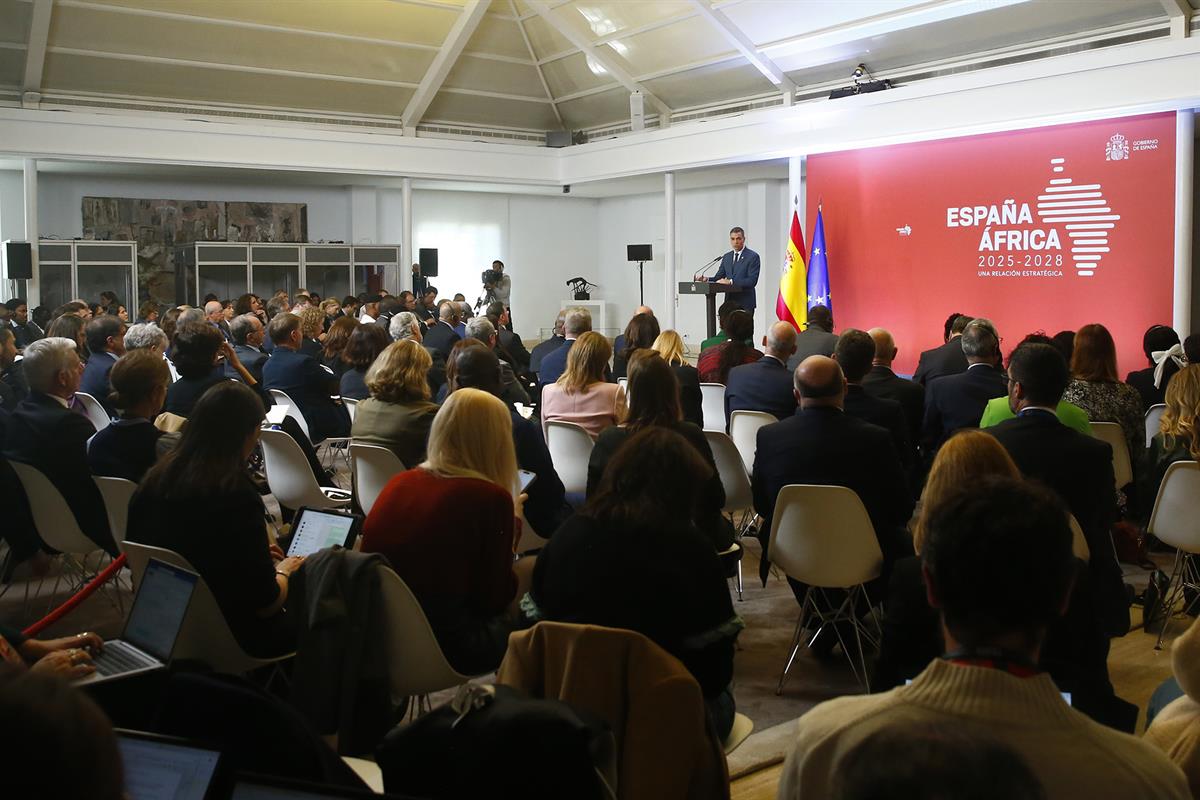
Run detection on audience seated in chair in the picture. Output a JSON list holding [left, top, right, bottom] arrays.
[[921, 318, 1006, 458], [651, 329, 704, 427], [699, 299, 742, 353], [1146, 616, 1200, 797], [226, 313, 270, 384], [1126, 324, 1184, 412], [263, 312, 351, 444], [725, 320, 798, 423], [126, 381, 304, 658], [3, 336, 118, 556], [79, 315, 127, 415], [423, 300, 463, 360], [360, 388, 521, 675], [777, 477, 1190, 800], [612, 310, 659, 381], [297, 306, 325, 359], [586, 350, 733, 552], [862, 327, 925, 450], [529, 310, 567, 379], [835, 328, 914, 474], [320, 315, 358, 381], [1062, 323, 1145, 472], [913, 312, 972, 386], [87, 350, 171, 482], [338, 323, 390, 401], [787, 304, 837, 370], [540, 331, 626, 440], [464, 316, 529, 406], [0, 623, 104, 678], [978, 333, 1093, 434], [350, 339, 439, 469], [1142, 365, 1200, 517], [449, 345, 568, 540], [697, 310, 761, 385], [0, 328, 28, 412], [526, 426, 743, 738], [536, 307, 591, 388]]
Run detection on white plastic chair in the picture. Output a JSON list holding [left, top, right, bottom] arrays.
[[1090, 421, 1133, 488], [545, 421, 594, 496], [350, 443, 405, 516], [729, 409, 776, 475], [379, 567, 476, 706], [75, 391, 113, 432], [344, 397, 358, 423], [1146, 461, 1200, 648], [706, 431, 756, 601], [1068, 513, 1089, 563], [93, 476, 138, 548], [768, 484, 883, 692], [259, 428, 352, 511], [1146, 404, 1167, 448], [122, 542, 294, 674], [699, 383, 726, 432], [268, 388, 311, 441]]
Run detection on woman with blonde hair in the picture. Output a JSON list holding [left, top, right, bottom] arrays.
[[361, 388, 521, 674], [350, 339, 439, 468], [539, 330, 626, 438], [1143, 364, 1200, 506], [652, 329, 703, 427], [297, 305, 326, 358]]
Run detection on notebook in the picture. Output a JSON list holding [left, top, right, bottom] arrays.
[[116, 730, 223, 800], [76, 559, 198, 686], [285, 507, 362, 558]]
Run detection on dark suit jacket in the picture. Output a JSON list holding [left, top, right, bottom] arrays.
[[913, 337, 968, 386], [1125, 363, 1178, 412], [227, 344, 268, 384], [530, 335, 566, 376], [498, 328, 530, 372], [844, 384, 914, 475], [423, 321, 462, 359], [672, 363, 704, 428], [536, 338, 574, 388], [299, 338, 323, 359], [3, 392, 117, 555], [725, 356, 796, 424], [862, 365, 925, 448], [165, 371, 227, 418], [80, 351, 119, 414], [751, 406, 913, 568], [87, 418, 163, 483], [263, 347, 350, 444], [921, 364, 1007, 455], [786, 328, 838, 370], [712, 247, 761, 311], [1, 361, 29, 412], [987, 411, 1129, 637]]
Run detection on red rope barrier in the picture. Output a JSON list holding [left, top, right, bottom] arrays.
[[21, 554, 128, 639]]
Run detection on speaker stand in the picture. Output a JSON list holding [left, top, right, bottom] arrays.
[[636, 260, 646, 306]]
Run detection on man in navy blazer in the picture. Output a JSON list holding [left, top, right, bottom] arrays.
[[704, 226, 760, 312], [921, 318, 1006, 458], [79, 315, 126, 415], [263, 312, 350, 445], [725, 321, 798, 424], [536, 307, 592, 388]]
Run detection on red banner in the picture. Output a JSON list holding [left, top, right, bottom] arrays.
[[807, 111, 1177, 377]]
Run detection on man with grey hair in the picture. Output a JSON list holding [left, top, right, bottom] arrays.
[[725, 320, 799, 424], [389, 311, 447, 396], [226, 313, 268, 383], [204, 300, 233, 342], [177, 306, 205, 327], [464, 317, 530, 405], [529, 310, 567, 378], [423, 299, 462, 359], [3, 337, 117, 556], [123, 323, 168, 355], [921, 317, 1006, 457], [536, 307, 592, 387], [389, 311, 422, 342]]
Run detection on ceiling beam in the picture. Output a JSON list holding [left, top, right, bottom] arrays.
[[401, 0, 492, 130], [1160, 0, 1192, 38], [509, 0, 563, 128], [688, 0, 795, 93], [22, 0, 53, 105], [525, 0, 670, 116]]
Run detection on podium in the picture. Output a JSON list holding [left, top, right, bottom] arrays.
[[679, 281, 736, 339]]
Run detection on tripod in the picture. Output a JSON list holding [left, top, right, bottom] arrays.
[[473, 286, 498, 313]]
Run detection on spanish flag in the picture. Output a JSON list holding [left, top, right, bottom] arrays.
[[776, 208, 808, 330]]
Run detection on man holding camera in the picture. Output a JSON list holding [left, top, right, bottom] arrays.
[[481, 260, 512, 329]]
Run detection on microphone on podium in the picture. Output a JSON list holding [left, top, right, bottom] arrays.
[[693, 255, 722, 281]]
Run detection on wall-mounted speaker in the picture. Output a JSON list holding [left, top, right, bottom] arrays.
[[3, 241, 32, 280], [627, 244, 652, 262], [418, 248, 438, 277]]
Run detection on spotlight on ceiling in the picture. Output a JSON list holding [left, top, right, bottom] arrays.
[[829, 63, 892, 100]]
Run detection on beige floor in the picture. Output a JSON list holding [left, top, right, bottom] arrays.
[[732, 606, 1189, 800]]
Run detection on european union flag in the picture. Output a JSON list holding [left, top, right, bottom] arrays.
[[807, 207, 831, 312]]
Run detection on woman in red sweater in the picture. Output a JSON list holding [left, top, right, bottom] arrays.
[[361, 387, 522, 674]]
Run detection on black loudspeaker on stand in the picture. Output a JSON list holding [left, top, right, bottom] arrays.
[[418, 248, 438, 277], [627, 244, 652, 306], [3, 241, 33, 280]]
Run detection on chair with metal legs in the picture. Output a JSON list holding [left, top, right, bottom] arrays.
[[705, 430, 756, 601], [767, 484, 884, 693], [1145, 461, 1200, 649]]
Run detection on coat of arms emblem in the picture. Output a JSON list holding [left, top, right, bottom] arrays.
[[1105, 134, 1129, 161]]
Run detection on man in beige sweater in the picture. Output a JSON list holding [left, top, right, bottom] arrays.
[[778, 477, 1189, 800], [1146, 615, 1200, 796]]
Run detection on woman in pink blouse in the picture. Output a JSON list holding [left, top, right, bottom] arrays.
[[540, 331, 626, 439]]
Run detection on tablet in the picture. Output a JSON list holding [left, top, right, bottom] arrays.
[[286, 507, 363, 558], [116, 729, 224, 800]]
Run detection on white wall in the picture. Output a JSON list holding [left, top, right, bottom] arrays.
[[0, 170, 24, 243]]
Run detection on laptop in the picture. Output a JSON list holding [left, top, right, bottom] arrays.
[[116, 730, 224, 800], [285, 507, 363, 558], [76, 559, 198, 686]]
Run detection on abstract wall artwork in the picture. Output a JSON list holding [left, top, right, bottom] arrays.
[[82, 197, 307, 305]]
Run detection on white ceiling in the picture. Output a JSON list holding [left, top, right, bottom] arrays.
[[0, 0, 1191, 137]]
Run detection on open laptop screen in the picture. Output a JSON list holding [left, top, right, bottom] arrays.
[[117, 731, 221, 800], [124, 560, 198, 662], [286, 508, 361, 558]]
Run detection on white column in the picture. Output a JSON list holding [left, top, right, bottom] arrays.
[[401, 177, 413, 293], [23, 158, 38, 307], [1175, 110, 1194, 336], [664, 171, 676, 330]]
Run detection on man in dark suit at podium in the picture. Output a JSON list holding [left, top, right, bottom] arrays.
[[702, 227, 760, 313]]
